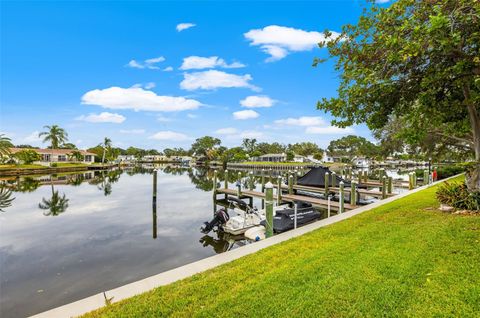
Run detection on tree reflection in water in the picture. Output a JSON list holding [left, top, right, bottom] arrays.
[[38, 183, 69, 216], [199, 231, 247, 254], [0, 186, 15, 212]]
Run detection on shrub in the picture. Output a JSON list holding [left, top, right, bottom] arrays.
[[15, 150, 41, 164], [436, 165, 465, 179], [436, 181, 480, 211], [50, 163, 58, 167]]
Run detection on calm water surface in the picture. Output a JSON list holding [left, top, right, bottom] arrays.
[[0, 166, 244, 318], [0, 165, 417, 317]]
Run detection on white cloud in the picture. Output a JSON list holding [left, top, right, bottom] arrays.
[[149, 131, 189, 141], [126, 56, 165, 69], [176, 23, 196, 32], [187, 113, 198, 119], [274, 116, 325, 126], [76, 112, 126, 124], [215, 127, 238, 135], [305, 126, 354, 134], [180, 70, 259, 91], [163, 66, 174, 72], [157, 115, 172, 122], [82, 86, 202, 112], [233, 110, 259, 120], [180, 56, 245, 70], [24, 131, 42, 144], [376, 0, 390, 3], [240, 95, 275, 108], [239, 130, 264, 139], [145, 82, 156, 89], [244, 25, 340, 61], [119, 129, 145, 134]]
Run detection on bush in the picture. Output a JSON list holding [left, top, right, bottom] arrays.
[[50, 163, 58, 167], [436, 165, 465, 179], [15, 150, 41, 164], [436, 181, 480, 211]]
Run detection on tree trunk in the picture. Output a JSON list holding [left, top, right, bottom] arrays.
[[462, 83, 480, 191]]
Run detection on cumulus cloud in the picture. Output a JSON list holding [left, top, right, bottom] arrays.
[[305, 126, 354, 134], [233, 110, 259, 120], [24, 131, 42, 144], [145, 82, 156, 89], [81, 86, 202, 112], [126, 56, 165, 69], [76, 112, 126, 123], [163, 66, 174, 72], [215, 127, 238, 135], [180, 56, 245, 70], [180, 70, 259, 91], [244, 25, 340, 61], [119, 129, 145, 134], [274, 116, 325, 126], [149, 131, 189, 141], [187, 113, 198, 119], [176, 23, 196, 32], [240, 95, 276, 108]]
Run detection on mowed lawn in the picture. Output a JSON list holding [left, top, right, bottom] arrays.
[[83, 175, 480, 317]]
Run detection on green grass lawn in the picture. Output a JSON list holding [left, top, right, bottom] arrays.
[[0, 164, 46, 170], [53, 162, 89, 168], [83, 175, 479, 318]]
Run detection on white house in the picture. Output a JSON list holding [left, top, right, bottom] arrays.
[[117, 155, 137, 162], [8, 148, 96, 164]]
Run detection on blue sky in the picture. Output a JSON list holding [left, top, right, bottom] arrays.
[[1, 1, 389, 150]]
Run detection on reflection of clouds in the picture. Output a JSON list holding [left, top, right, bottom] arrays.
[[1, 168, 221, 318]]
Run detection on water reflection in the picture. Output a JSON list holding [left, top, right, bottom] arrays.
[[0, 186, 15, 212], [199, 231, 247, 254], [38, 184, 69, 216]]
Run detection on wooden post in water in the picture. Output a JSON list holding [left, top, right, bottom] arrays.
[[224, 170, 228, 189], [339, 181, 344, 214], [152, 169, 158, 239], [388, 176, 393, 194], [288, 174, 293, 195], [331, 171, 336, 188], [237, 172, 242, 197], [265, 182, 274, 238], [277, 176, 282, 205], [351, 180, 357, 206], [363, 170, 368, 183], [325, 172, 330, 196], [213, 170, 218, 199], [382, 176, 387, 199], [249, 171, 254, 191], [261, 170, 265, 209]]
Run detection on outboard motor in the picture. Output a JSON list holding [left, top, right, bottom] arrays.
[[201, 208, 230, 234]]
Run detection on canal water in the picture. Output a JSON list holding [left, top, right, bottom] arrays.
[[0, 165, 416, 317]]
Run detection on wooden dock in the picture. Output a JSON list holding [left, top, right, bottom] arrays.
[[216, 188, 356, 211], [288, 184, 395, 199]]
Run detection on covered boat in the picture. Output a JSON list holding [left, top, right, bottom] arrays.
[[260, 202, 321, 233], [297, 166, 352, 187]]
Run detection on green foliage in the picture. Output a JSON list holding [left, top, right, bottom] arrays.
[[436, 182, 480, 211], [38, 190, 69, 216], [191, 136, 221, 159], [327, 135, 379, 159], [316, 0, 480, 166], [69, 150, 84, 162], [313, 152, 323, 160], [241, 138, 257, 155], [39, 125, 69, 149], [436, 165, 466, 179], [50, 163, 58, 167], [255, 142, 286, 155], [15, 149, 41, 164], [0, 186, 15, 212], [0, 134, 13, 158], [61, 143, 77, 149], [286, 150, 295, 161], [288, 142, 323, 157]]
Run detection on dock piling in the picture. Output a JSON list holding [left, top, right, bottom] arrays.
[[325, 172, 330, 196], [265, 182, 274, 238], [351, 180, 357, 206], [388, 176, 393, 194], [331, 171, 336, 188], [152, 169, 157, 239], [382, 176, 387, 199], [288, 174, 293, 195], [236, 172, 242, 197], [339, 181, 344, 214], [277, 176, 282, 205]]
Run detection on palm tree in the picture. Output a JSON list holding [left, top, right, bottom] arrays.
[[0, 134, 13, 161], [38, 183, 69, 216], [101, 137, 112, 164], [39, 125, 68, 149], [68, 150, 84, 162]]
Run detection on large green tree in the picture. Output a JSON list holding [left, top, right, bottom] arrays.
[[39, 125, 68, 149], [190, 136, 221, 160], [288, 142, 323, 157], [316, 0, 480, 190], [327, 135, 379, 160]]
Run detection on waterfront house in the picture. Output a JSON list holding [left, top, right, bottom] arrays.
[[8, 148, 96, 164], [254, 153, 306, 163], [117, 155, 137, 162]]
